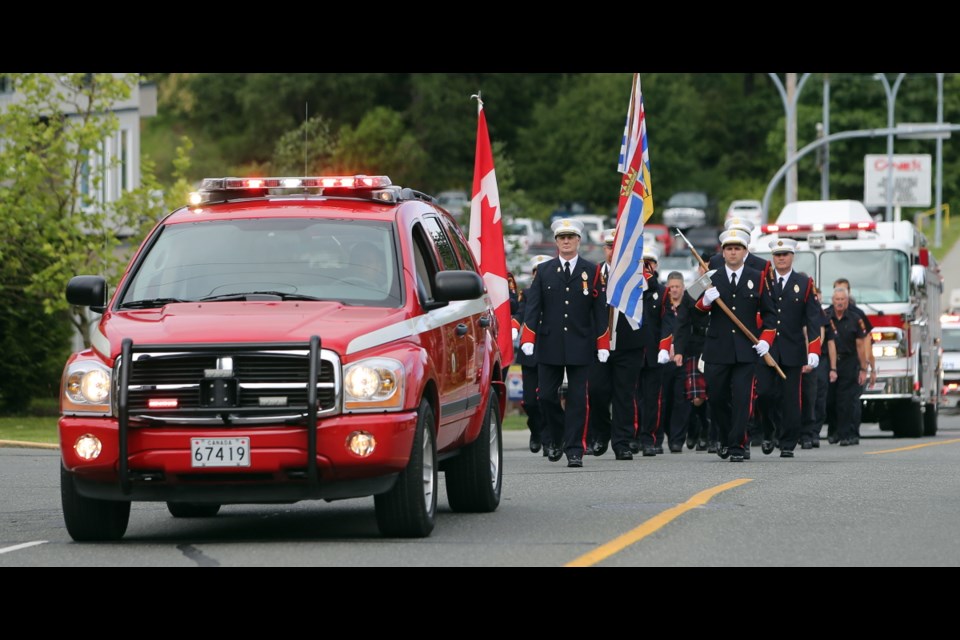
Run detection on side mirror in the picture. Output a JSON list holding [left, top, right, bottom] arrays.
[[66, 276, 107, 312], [434, 270, 485, 302]]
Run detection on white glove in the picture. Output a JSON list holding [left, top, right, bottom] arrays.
[[521, 343, 534, 357], [753, 340, 770, 357], [807, 353, 820, 368], [703, 286, 720, 305], [511, 327, 519, 341], [597, 349, 610, 363], [657, 349, 671, 364]]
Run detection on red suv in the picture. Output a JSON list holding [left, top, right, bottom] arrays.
[[59, 176, 506, 540]]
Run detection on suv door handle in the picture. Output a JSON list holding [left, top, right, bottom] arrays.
[[456, 323, 469, 336], [478, 315, 491, 327]]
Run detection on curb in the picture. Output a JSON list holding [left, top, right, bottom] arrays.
[[0, 440, 58, 450]]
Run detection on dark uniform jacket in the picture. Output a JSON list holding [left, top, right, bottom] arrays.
[[695, 264, 777, 364], [674, 291, 708, 358], [521, 256, 610, 366], [767, 270, 823, 366], [599, 267, 674, 360]]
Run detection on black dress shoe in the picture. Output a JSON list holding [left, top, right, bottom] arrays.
[[729, 454, 745, 462], [529, 435, 542, 453], [717, 446, 730, 459], [780, 449, 795, 458], [850, 437, 860, 445], [547, 446, 563, 461], [584, 442, 595, 456], [828, 435, 839, 444], [801, 440, 813, 450], [592, 440, 609, 456], [761, 440, 776, 455], [743, 448, 751, 460], [567, 455, 583, 468], [669, 443, 683, 453], [839, 438, 851, 446], [696, 439, 708, 451], [629, 440, 640, 454], [685, 436, 697, 450], [707, 442, 719, 454], [655, 445, 664, 454], [642, 446, 658, 457], [615, 449, 634, 460]]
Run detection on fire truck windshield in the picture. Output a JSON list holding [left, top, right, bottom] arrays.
[[820, 249, 910, 304]]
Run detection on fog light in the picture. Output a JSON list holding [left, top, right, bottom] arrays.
[[74, 434, 102, 460], [346, 431, 376, 457]]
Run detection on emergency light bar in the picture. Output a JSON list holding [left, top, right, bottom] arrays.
[[188, 175, 395, 206], [761, 221, 877, 235]]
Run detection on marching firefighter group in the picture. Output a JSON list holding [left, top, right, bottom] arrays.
[[512, 216, 876, 467]]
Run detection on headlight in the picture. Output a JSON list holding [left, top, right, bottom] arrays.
[[62, 361, 113, 415], [343, 357, 403, 412]]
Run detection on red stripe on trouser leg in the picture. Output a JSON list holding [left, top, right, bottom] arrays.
[[744, 375, 758, 448], [582, 381, 590, 450], [653, 388, 663, 445]]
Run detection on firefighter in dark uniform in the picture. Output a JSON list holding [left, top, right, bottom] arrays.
[[513, 255, 553, 455], [825, 286, 869, 446], [631, 244, 675, 457], [754, 238, 823, 457], [672, 264, 713, 452], [520, 218, 610, 468], [708, 217, 769, 451], [586, 229, 615, 457], [695, 228, 777, 462]]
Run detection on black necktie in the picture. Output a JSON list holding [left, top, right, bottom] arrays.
[[777, 277, 785, 296], [730, 272, 737, 287], [564, 261, 571, 279]]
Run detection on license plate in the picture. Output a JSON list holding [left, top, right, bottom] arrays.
[[191, 437, 250, 468]]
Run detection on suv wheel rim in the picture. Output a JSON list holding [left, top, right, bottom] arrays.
[[422, 427, 435, 513], [488, 411, 500, 490]]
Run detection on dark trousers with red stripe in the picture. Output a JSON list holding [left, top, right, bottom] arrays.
[[704, 362, 755, 456], [636, 363, 665, 448], [756, 361, 804, 451], [538, 363, 590, 458], [520, 365, 542, 441]]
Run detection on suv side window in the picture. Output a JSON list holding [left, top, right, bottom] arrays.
[[443, 216, 477, 271], [412, 222, 440, 303], [423, 216, 459, 271]]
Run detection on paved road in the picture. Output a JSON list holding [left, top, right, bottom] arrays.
[[3, 416, 960, 567]]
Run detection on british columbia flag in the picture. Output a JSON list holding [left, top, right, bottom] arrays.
[[606, 74, 654, 327]]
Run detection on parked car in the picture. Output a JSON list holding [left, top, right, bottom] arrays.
[[644, 223, 674, 256], [657, 253, 700, 288], [571, 214, 610, 244], [662, 191, 709, 230], [436, 190, 470, 219], [724, 199, 764, 228], [58, 174, 505, 541]]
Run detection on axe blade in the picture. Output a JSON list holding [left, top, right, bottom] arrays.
[[686, 270, 717, 300]]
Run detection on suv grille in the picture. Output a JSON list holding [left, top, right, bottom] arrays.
[[121, 346, 340, 423]]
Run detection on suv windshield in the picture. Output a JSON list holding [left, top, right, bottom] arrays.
[[119, 218, 403, 308], [668, 192, 708, 208]]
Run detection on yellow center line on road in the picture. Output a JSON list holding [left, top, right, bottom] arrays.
[[565, 478, 753, 567], [866, 438, 960, 455]]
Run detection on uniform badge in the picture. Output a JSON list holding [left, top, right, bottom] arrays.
[[581, 271, 588, 281], [747, 280, 754, 290], [793, 283, 800, 293], [653, 292, 659, 300], [581, 271, 589, 295]]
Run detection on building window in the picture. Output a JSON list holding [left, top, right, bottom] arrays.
[[0, 76, 10, 94]]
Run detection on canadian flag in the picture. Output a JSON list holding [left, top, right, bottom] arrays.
[[467, 97, 514, 366]]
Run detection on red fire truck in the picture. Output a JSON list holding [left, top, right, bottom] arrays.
[[754, 200, 942, 438]]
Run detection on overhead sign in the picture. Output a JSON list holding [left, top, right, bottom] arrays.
[[864, 154, 932, 208]]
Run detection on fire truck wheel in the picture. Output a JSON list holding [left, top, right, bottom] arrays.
[[892, 401, 923, 438], [445, 387, 503, 513], [374, 398, 437, 538], [167, 502, 222, 518], [60, 464, 130, 542]]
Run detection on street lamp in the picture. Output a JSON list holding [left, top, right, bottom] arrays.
[[768, 73, 812, 207], [874, 73, 906, 221]]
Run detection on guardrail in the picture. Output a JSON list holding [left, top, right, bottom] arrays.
[[915, 203, 950, 232]]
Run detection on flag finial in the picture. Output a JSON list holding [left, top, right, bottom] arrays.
[[471, 91, 483, 113]]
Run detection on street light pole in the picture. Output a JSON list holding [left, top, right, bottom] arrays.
[[936, 72, 945, 248], [768, 73, 812, 208], [874, 73, 907, 221], [821, 74, 830, 200]]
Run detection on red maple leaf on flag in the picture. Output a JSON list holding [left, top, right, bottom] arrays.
[[467, 97, 514, 366]]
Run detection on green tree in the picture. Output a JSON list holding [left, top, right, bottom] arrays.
[[0, 73, 169, 409], [331, 107, 427, 186], [271, 114, 337, 175]]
